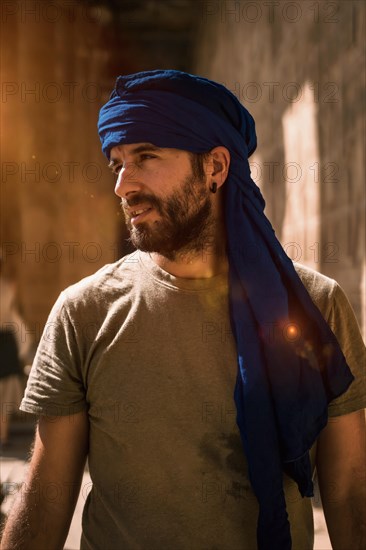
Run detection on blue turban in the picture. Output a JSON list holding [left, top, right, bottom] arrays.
[[98, 70, 353, 549]]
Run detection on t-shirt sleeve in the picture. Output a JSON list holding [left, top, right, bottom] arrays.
[[326, 282, 366, 417], [20, 292, 87, 417]]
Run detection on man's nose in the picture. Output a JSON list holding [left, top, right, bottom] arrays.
[[114, 162, 142, 198]]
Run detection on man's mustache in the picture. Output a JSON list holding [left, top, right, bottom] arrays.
[[120, 194, 162, 214]]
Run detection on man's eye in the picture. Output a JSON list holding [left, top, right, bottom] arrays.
[[113, 165, 122, 174], [139, 154, 156, 161]]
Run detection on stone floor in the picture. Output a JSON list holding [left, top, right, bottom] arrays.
[[0, 419, 332, 549]]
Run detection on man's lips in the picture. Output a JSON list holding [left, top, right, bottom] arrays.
[[129, 206, 153, 224]]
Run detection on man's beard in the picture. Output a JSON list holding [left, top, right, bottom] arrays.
[[121, 172, 214, 261]]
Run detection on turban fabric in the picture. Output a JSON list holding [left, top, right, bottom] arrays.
[[98, 70, 353, 549]]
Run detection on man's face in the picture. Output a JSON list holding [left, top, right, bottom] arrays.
[[109, 143, 213, 260]]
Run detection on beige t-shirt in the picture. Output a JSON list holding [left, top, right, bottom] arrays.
[[20, 252, 366, 550]]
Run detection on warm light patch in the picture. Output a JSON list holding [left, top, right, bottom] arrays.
[[281, 81, 320, 269], [284, 323, 301, 342]]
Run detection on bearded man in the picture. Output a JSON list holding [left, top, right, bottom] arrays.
[[1, 70, 365, 550]]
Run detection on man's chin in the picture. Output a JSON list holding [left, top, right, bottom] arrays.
[[129, 230, 180, 260], [130, 226, 166, 253]]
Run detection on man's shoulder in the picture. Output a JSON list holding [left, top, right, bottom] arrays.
[[293, 262, 336, 290], [293, 262, 338, 319], [60, 251, 141, 305]]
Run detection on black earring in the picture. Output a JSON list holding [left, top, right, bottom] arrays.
[[210, 181, 217, 194]]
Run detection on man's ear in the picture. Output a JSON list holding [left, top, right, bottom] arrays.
[[208, 146, 230, 189]]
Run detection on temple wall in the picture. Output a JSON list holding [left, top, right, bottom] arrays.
[[194, 0, 365, 335]]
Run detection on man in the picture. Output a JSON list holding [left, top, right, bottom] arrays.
[[1, 70, 365, 550]]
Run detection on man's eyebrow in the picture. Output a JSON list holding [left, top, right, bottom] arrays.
[[108, 143, 162, 169], [129, 143, 162, 154]]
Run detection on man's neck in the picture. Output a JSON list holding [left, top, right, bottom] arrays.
[[150, 249, 228, 279]]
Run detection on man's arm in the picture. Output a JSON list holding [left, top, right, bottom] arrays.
[[316, 409, 366, 550], [1, 410, 89, 550]]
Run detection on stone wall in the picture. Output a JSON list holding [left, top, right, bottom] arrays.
[[0, 1, 121, 337], [193, 0, 365, 335]]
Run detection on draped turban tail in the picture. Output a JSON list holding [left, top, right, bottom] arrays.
[[98, 70, 354, 549]]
